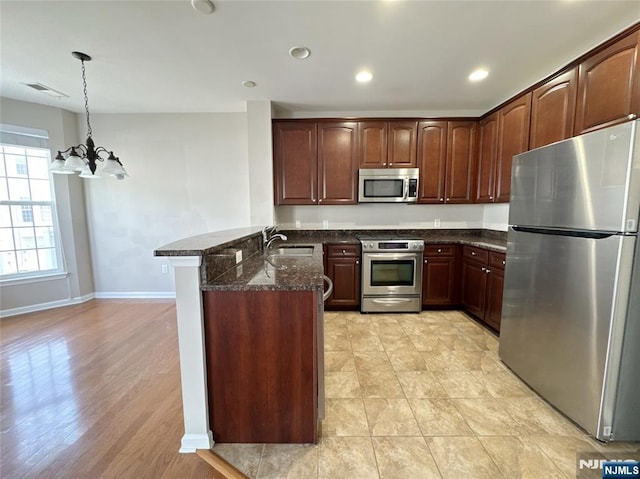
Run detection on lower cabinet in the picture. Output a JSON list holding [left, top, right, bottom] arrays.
[[461, 245, 506, 333], [323, 243, 361, 310], [422, 244, 460, 307]]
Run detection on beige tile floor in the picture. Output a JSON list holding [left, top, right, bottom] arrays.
[[212, 310, 639, 479]]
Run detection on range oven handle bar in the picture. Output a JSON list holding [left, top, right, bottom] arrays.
[[362, 252, 421, 260]]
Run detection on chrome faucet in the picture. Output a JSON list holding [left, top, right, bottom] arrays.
[[265, 233, 287, 251]]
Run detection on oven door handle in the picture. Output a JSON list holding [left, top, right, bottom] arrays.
[[363, 253, 420, 260]]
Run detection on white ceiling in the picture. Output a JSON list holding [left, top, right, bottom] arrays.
[[1, 1, 639, 117]]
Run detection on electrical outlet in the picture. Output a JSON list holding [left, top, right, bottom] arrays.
[[235, 250, 243, 264], [434, 219, 441, 228], [295, 220, 301, 228], [161, 264, 169, 274], [322, 220, 329, 229]]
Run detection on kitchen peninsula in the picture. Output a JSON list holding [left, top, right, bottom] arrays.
[[154, 226, 506, 451]]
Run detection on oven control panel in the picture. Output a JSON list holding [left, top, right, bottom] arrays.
[[361, 239, 424, 252]]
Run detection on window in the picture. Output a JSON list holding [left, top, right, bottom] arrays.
[[0, 126, 64, 279]]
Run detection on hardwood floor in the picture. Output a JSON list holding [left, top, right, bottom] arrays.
[[0, 299, 213, 478]]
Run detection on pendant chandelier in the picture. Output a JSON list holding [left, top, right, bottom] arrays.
[[50, 51, 127, 180]]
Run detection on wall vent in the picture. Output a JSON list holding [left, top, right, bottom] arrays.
[[23, 82, 68, 98]]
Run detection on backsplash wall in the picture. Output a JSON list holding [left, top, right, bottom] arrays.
[[276, 203, 509, 231]]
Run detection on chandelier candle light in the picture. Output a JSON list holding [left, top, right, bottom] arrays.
[[50, 52, 127, 180]]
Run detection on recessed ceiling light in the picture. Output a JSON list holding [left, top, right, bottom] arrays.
[[355, 71, 373, 83], [289, 46, 311, 60], [469, 68, 489, 82], [242, 80, 257, 88], [191, 0, 215, 14]]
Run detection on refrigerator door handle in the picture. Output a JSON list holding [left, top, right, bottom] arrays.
[[512, 226, 616, 239]]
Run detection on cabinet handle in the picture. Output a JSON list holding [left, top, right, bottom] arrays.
[[481, 266, 486, 271], [629, 114, 637, 120], [486, 269, 491, 274]]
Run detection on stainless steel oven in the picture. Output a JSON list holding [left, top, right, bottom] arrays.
[[360, 237, 424, 312]]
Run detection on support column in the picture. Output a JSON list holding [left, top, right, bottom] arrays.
[[167, 256, 214, 453]]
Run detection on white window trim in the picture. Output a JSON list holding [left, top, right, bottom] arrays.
[[0, 271, 69, 286]]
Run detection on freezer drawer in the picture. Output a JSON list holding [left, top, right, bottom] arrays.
[[499, 228, 636, 438]]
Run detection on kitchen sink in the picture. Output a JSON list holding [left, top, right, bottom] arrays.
[[268, 245, 314, 257]]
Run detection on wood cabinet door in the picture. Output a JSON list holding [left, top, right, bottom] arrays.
[[496, 93, 532, 203], [445, 121, 477, 204], [325, 257, 361, 309], [359, 121, 388, 168], [417, 121, 447, 203], [388, 121, 418, 168], [575, 31, 640, 135], [484, 267, 504, 333], [530, 68, 577, 149], [476, 113, 498, 203], [318, 122, 358, 205], [461, 258, 487, 319], [273, 122, 317, 205], [422, 256, 459, 306]]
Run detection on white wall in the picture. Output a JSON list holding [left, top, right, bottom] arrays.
[[83, 113, 250, 295], [247, 101, 275, 227], [276, 203, 509, 231], [0, 98, 95, 316]]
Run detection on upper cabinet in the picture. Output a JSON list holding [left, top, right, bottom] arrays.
[[417, 121, 476, 204], [575, 30, 640, 135], [359, 120, 417, 168], [273, 122, 317, 205], [530, 68, 577, 149], [273, 121, 358, 205], [495, 93, 531, 203], [476, 93, 531, 203]]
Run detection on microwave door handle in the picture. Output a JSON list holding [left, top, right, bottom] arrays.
[[404, 179, 409, 200]]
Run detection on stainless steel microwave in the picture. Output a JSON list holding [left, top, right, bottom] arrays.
[[358, 168, 419, 203]]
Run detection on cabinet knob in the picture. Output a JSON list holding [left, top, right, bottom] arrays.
[[502, 260, 506, 265], [489, 196, 494, 200], [486, 269, 491, 274], [481, 266, 486, 271], [437, 248, 442, 253], [471, 251, 476, 256], [424, 259, 428, 263], [342, 249, 346, 254], [629, 114, 637, 120], [446, 197, 450, 202], [356, 260, 359, 264], [383, 162, 387, 166], [439, 198, 444, 202]]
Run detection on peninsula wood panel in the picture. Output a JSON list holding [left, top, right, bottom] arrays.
[[530, 68, 577, 149], [417, 120, 447, 203], [204, 290, 318, 444], [273, 122, 317, 204], [575, 30, 640, 135], [318, 122, 359, 204]]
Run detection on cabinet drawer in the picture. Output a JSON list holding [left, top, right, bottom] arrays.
[[424, 244, 456, 257], [489, 251, 506, 270], [462, 245, 489, 263], [326, 244, 361, 258]]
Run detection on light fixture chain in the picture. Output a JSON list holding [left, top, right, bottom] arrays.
[[81, 59, 92, 138]]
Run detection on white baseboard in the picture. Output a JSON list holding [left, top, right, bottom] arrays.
[[179, 431, 214, 453], [0, 293, 94, 318], [93, 292, 176, 299]]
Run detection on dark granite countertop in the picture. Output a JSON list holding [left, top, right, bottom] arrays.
[[201, 241, 325, 292], [155, 227, 506, 293]]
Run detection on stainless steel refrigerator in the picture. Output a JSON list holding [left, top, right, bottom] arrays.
[[499, 119, 640, 442]]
